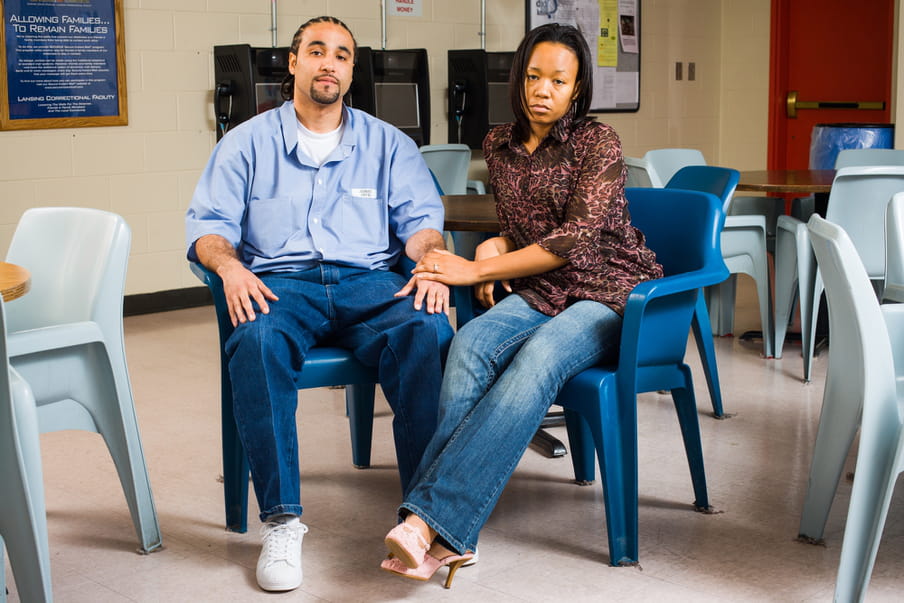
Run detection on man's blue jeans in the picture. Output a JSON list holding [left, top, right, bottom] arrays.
[[399, 294, 622, 554], [224, 263, 454, 521]]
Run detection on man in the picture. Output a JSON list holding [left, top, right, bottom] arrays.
[[185, 16, 453, 592]]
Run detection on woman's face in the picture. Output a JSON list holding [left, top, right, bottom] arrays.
[[523, 41, 579, 130]]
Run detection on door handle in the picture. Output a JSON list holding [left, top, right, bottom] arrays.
[[786, 91, 885, 118]]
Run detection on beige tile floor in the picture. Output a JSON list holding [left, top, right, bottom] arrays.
[[5, 278, 904, 602]]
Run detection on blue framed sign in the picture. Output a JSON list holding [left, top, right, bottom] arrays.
[[1, 0, 127, 130]]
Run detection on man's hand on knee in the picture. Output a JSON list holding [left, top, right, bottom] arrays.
[[395, 276, 449, 315], [221, 263, 279, 326]]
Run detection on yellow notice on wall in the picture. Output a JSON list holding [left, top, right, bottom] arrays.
[[598, 0, 618, 67]]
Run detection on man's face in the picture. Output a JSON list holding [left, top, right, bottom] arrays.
[[288, 22, 355, 107]]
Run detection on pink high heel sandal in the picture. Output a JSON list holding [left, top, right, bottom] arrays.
[[383, 522, 429, 569], [380, 551, 475, 589]]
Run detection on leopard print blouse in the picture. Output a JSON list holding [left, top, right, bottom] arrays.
[[483, 115, 663, 316]]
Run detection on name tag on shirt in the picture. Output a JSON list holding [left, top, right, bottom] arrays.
[[351, 188, 377, 199]]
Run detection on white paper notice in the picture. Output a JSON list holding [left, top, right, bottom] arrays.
[[615, 71, 638, 105], [532, 0, 578, 26], [618, 0, 638, 53], [391, 0, 422, 17], [593, 67, 617, 109]]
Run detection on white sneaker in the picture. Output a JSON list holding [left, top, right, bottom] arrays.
[[256, 516, 308, 591]]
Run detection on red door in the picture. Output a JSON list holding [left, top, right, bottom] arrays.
[[768, 0, 894, 169]]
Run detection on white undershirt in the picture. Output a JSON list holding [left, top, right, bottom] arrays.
[[296, 119, 344, 166]]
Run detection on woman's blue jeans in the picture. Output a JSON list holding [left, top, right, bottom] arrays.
[[400, 294, 622, 554], [224, 263, 454, 521]]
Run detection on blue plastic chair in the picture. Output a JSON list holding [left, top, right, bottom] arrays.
[[630, 153, 775, 358], [802, 214, 904, 602], [664, 166, 740, 418], [555, 186, 728, 566], [4, 208, 161, 554], [0, 300, 52, 603], [190, 263, 380, 533]]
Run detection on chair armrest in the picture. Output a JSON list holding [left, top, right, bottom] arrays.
[[724, 215, 767, 230], [6, 322, 106, 357], [626, 266, 730, 308], [776, 214, 806, 232]]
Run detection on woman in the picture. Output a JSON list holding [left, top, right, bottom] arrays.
[[381, 23, 663, 587]]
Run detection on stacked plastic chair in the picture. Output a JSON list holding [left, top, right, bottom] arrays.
[[773, 166, 904, 381], [800, 214, 904, 602], [5, 207, 161, 553], [555, 186, 727, 565], [0, 298, 52, 602]]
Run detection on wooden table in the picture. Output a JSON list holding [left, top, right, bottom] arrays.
[[442, 194, 499, 231], [737, 169, 837, 217], [736, 169, 836, 194], [0, 262, 30, 302]]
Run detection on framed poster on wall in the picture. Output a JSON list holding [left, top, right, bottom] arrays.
[[527, 0, 640, 113], [0, 0, 127, 130]]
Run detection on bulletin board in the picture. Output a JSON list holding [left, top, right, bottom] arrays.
[[0, 0, 127, 130], [527, 0, 640, 113]]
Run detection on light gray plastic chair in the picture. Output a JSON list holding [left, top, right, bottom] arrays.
[[883, 192, 904, 303], [801, 214, 904, 602], [419, 143, 485, 195], [835, 148, 904, 169], [644, 148, 706, 184], [774, 166, 904, 381], [624, 156, 660, 187], [4, 207, 162, 554], [0, 298, 52, 603]]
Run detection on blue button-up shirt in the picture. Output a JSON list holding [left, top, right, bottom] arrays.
[[186, 101, 443, 273]]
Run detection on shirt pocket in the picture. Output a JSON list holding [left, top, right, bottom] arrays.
[[244, 197, 296, 257], [340, 193, 387, 247]]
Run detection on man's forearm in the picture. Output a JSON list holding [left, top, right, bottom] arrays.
[[405, 228, 446, 262], [195, 234, 243, 275]]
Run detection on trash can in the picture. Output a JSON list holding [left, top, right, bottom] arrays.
[[809, 123, 894, 169]]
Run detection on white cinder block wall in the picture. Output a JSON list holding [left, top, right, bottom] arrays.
[[0, 0, 773, 296]]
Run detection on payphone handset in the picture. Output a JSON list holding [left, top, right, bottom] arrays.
[[214, 81, 234, 136]]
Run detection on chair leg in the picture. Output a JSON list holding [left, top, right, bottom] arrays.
[[751, 250, 775, 359], [833, 432, 904, 603], [671, 366, 709, 509], [604, 386, 639, 566], [102, 358, 162, 553], [774, 222, 801, 360], [12, 348, 163, 551], [563, 408, 596, 483], [1, 373, 53, 603], [692, 293, 724, 417], [346, 384, 376, 468], [221, 380, 250, 533], [705, 276, 737, 337], [797, 377, 861, 541], [558, 372, 635, 565], [798, 256, 819, 383]]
